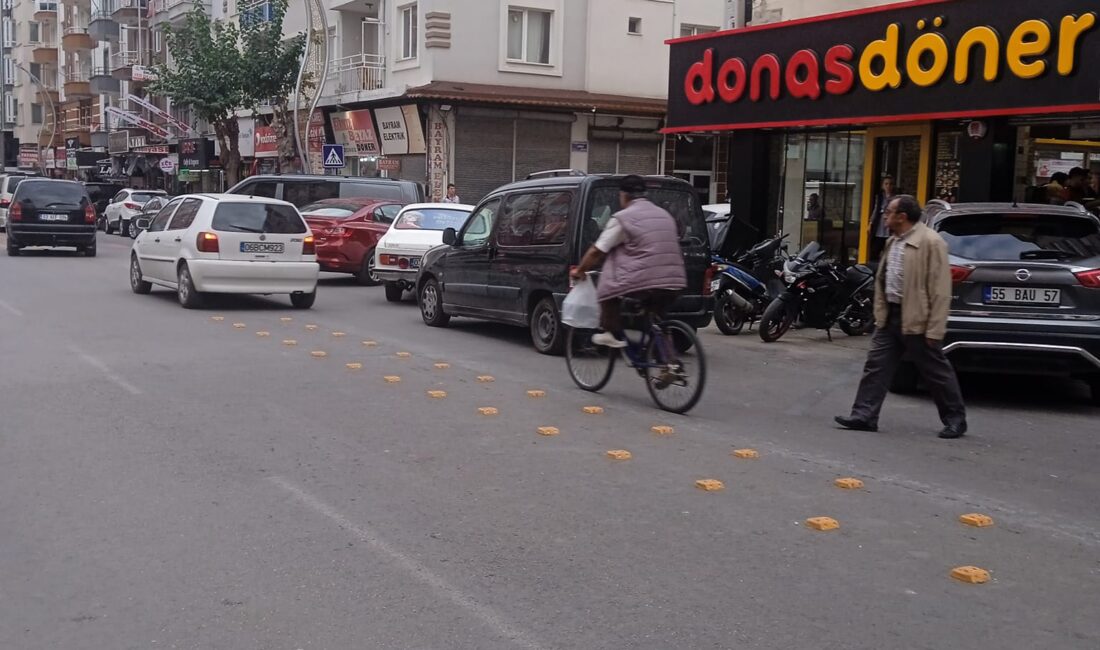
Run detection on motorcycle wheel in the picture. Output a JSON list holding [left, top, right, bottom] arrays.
[[714, 292, 746, 335], [759, 298, 796, 343], [839, 295, 876, 336]]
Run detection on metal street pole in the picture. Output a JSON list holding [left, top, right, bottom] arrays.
[[1, 47, 7, 170], [13, 62, 58, 174]]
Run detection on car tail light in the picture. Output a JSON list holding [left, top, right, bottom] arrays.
[[0, 198, 9, 208], [302, 234, 315, 255], [398, 257, 409, 270], [84, 203, 96, 224], [950, 265, 973, 283], [1075, 269, 1100, 288], [379, 254, 393, 265], [196, 231, 219, 253], [703, 264, 718, 297], [9, 202, 21, 221], [124, 202, 140, 210]]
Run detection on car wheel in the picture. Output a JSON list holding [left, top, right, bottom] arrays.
[[529, 296, 564, 355], [889, 360, 920, 394], [384, 281, 404, 303], [177, 263, 204, 309], [130, 256, 152, 294], [290, 291, 316, 309], [6, 239, 19, 256], [419, 278, 450, 327], [118, 219, 130, 237], [129, 220, 140, 239], [104, 219, 114, 234], [357, 250, 381, 286]]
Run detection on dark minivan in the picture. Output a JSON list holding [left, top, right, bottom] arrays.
[[415, 173, 713, 354], [6, 179, 98, 256], [226, 174, 424, 207]]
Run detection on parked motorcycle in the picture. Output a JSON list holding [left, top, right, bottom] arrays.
[[758, 241, 876, 343], [711, 233, 789, 335]]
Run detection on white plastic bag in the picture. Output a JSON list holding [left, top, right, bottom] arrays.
[[561, 278, 600, 329]]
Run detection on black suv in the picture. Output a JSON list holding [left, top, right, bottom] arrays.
[[415, 173, 713, 354], [6, 179, 98, 256], [893, 200, 1100, 403], [226, 174, 424, 207]]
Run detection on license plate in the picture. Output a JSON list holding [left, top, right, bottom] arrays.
[[40, 213, 68, 222], [983, 286, 1061, 305], [409, 257, 420, 269], [240, 242, 285, 254], [710, 279, 722, 292]]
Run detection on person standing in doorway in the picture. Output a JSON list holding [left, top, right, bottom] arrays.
[[442, 183, 461, 203], [835, 194, 967, 439], [868, 175, 899, 260]]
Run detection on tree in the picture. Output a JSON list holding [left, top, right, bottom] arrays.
[[149, 3, 305, 185]]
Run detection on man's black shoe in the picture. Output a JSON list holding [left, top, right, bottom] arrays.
[[938, 423, 967, 439], [834, 416, 878, 432]]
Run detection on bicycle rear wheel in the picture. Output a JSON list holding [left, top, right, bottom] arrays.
[[644, 320, 706, 414], [565, 327, 617, 391]]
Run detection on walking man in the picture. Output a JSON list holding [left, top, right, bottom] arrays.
[[442, 183, 461, 204], [835, 195, 968, 439]]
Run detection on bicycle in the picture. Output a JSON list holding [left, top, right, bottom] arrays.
[[565, 297, 707, 414]]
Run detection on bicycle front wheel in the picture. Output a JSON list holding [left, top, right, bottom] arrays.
[[644, 320, 706, 414], [565, 327, 617, 392]]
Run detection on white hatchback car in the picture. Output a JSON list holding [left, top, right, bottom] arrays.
[[105, 188, 167, 236], [129, 194, 320, 309], [374, 202, 473, 302]]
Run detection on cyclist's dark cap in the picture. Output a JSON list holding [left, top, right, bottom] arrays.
[[619, 175, 647, 194]]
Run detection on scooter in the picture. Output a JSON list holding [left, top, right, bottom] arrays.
[[711, 233, 789, 335]]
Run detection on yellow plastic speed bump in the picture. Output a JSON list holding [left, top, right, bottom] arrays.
[[305, 324, 319, 331], [651, 425, 674, 435], [477, 375, 495, 382], [695, 479, 724, 492], [210, 316, 225, 321], [606, 450, 632, 460], [805, 517, 840, 531], [362, 340, 378, 347], [434, 362, 451, 369], [427, 390, 447, 399], [233, 323, 246, 329], [478, 407, 499, 416], [959, 513, 994, 528], [582, 406, 604, 415], [396, 351, 412, 358], [834, 477, 864, 489], [537, 426, 560, 436], [280, 317, 293, 322], [526, 389, 546, 398], [951, 566, 991, 584], [256, 331, 271, 337], [383, 375, 401, 383], [346, 362, 363, 370], [282, 339, 298, 346], [331, 331, 346, 337], [732, 449, 759, 459], [310, 351, 327, 358]]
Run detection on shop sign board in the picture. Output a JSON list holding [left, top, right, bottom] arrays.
[[374, 105, 426, 155], [134, 145, 170, 154], [330, 109, 380, 156], [159, 156, 177, 173], [427, 109, 449, 201], [18, 145, 39, 168], [666, 0, 1100, 132], [180, 138, 214, 170], [254, 126, 279, 158]]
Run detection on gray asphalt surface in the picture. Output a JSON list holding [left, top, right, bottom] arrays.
[[2, 232, 1098, 650]]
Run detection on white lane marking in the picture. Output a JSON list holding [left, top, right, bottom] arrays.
[[269, 476, 544, 650], [71, 348, 143, 396], [0, 298, 24, 317]]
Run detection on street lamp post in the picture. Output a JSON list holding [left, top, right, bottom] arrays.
[[9, 62, 59, 174]]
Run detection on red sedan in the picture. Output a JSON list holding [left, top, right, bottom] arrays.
[[300, 198, 404, 285]]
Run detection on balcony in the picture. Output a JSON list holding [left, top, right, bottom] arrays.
[[62, 24, 96, 50], [110, 0, 146, 26], [90, 65, 120, 94], [31, 39, 59, 65], [150, 0, 208, 26], [327, 53, 385, 98], [110, 50, 137, 79], [34, 0, 58, 20], [89, 8, 120, 42], [63, 68, 92, 98]]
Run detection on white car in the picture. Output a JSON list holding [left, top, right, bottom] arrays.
[[129, 194, 320, 309], [105, 188, 167, 236], [375, 202, 473, 302], [0, 174, 34, 227]]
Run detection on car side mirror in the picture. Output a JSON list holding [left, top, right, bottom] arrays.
[[442, 227, 458, 246], [136, 217, 151, 230]]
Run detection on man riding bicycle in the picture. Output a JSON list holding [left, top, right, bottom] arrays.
[[570, 175, 687, 348]]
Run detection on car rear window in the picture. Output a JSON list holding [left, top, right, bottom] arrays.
[[17, 181, 88, 206], [6, 177, 26, 193], [340, 183, 405, 201], [299, 202, 363, 218], [583, 184, 708, 251], [132, 192, 165, 203], [212, 202, 307, 234], [938, 213, 1100, 261], [394, 208, 470, 231]]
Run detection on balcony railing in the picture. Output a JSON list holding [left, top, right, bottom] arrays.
[[64, 24, 91, 36], [91, 65, 110, 77], [327, 53, 385, 95], [65, 68, 90, 83], [110, 50, 137, 68], [31, 37, 58, 48]]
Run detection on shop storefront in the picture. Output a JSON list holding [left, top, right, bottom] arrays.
[[329, 104, 426, 188], [666, 0, 1100, 262]]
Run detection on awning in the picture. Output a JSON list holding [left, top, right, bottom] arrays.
[[404, 81, 667, 117]]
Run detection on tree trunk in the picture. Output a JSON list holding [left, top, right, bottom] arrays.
[[271, 103, 300, 174], [214, 118, 242, 188]]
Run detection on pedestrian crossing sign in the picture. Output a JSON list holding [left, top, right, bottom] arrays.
[[322, 144, 345, 169]]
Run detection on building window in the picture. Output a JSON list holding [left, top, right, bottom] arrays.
[[32, 103, 43, 124], [240, 1, 273, 28], [507, 7, 551, 64], [628, 17, 641, 35], [679, 24, 718, 38], [28, 20, 40, 44], [2, 18, 15, 47], [399, 3, 417, 61], [154, 29, 162, 53]]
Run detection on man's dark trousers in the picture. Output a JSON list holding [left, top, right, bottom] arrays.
[[851, 304, 966, 428]]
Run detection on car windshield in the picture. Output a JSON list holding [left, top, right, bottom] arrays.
[[132, 192, 165, 203], [393, 208, 470, 231], [212, 202, 307, 234], [938, 213, 1100, 261], [583, 184, 708, 251], [19, 181, 87, 206], [299, 202, 363, 219]]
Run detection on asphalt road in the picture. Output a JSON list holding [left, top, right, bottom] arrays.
[[2, 233, 1098, 650]]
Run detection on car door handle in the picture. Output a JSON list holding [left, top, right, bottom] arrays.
[[154, 238, 161, 243], [174, 237, 182, 242]]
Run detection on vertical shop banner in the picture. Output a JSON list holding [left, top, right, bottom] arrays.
[[375, 105, 426, 155], [18, 145, 39, 169], [330, 109, 381, 157], [238, 117, 256, 158], [308, 111, 326, 174], [254, 126, 279, 158], [427, 109, 449, 201]]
